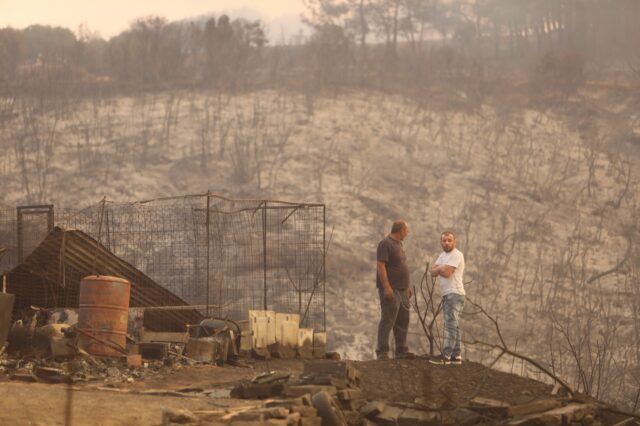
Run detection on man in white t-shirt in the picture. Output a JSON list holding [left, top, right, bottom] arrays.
[[429, 231, 465, 365]]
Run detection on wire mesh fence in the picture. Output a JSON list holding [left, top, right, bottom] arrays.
[[0, 194, 326, 330]]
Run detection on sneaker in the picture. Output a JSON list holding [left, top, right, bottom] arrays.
[[376, 352, 390, 360], [450, 356, 462, 365], [395, 351, 417, 359], [429, 355, 451, 365]]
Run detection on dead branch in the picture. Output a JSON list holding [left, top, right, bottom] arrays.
[[411, 261, 443, 355], [465, 297, 575, 397], [587, 238, 632, 284]]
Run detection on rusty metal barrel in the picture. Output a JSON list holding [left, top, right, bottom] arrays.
[[77, 275, 130, 357]]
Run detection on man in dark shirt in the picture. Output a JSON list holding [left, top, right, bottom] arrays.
[[376, 220, 414, 359]]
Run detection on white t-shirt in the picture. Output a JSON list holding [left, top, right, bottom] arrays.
[[435, 248, 465, 296]]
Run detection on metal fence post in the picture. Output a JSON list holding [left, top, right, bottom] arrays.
[[16, 208, 23, 263], [323, 205, 326, 331], [263, 200, 268, 310], [206, 192, 211, 316]]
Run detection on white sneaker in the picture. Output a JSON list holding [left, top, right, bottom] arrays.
[[429, 355, 451, 365]]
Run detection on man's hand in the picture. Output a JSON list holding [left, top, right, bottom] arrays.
[[430, 264, 440, 277], [377, 261, 394, 299], [383, 285, 394, 300]]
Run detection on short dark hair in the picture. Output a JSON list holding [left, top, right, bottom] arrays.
[[391, 220, 407, 234], [441, 230, 455, 239]]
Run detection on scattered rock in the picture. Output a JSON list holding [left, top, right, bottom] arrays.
[[252, 371, 291, 384], [336, 389, 363, 401], [162, 408, 198, 424], [452, 408, 482, 426], [468, 396, 510, 419], [399, 408, 442, 426], [284, 385, 337, 398], [360, 401, 385, 419], [312, 391, 347, 426], [373, 405, 403, 426]]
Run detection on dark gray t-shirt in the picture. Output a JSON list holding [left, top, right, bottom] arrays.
[[376, 236, 410, 290]]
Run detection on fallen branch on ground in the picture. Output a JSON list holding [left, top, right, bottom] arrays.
[[465, 297, 575, 397]]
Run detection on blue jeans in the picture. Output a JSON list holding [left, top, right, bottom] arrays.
[[442, 293, 465, 358]]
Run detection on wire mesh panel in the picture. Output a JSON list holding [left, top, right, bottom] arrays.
[[0, 206, 17, 274], [58, 197, 210, 308], [265, 203, 326, 330], [0, 194, 327, 330], [0, 205, 54, 274], [0, 194, 325, 330], [207, 197, 267, 322], [16, 205, 54, 263]]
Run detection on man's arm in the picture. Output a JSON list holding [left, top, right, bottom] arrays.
[[377, 261, 394, 299], [431, 264, 456, 278], [430, 263, 439, 277]]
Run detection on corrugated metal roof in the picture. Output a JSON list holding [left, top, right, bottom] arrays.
[[5, 226, 203, 331]]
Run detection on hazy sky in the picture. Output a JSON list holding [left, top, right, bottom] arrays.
[[0, 0, 306, 38]]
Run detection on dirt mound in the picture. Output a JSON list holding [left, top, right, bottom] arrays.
[[357, 358, 553, 406]]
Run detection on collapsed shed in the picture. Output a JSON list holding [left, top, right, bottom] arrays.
[[1, 196, 327, 332], [4, 226, 202, 331]]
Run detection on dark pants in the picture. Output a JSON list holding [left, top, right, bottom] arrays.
[[376, 288, 410, 356]]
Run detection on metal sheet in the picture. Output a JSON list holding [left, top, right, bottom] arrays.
[[249, 310, 276, 346], [252, 316, 269, 349], [298, 328, 313, 348], [275, 312, 299, 347], [4, 227, 202, 331], [0, 293, 15, 345], [280, 322, 298, 348]]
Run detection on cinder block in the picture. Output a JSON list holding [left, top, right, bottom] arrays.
[[266, 396, 310, 409], [360, 401, 385, 419], [290, 406, 318, 417], [337, 389, 363, 401], [299, 417, 322, 426], [374, 405, 403, 426], [284, 385, 337, 398]]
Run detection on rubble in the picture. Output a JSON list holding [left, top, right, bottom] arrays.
[[162, 408, 199, 424], [0, 342, 193, 387], [0, 339, 621, 426], [0, 285, 620, 425], [139, 342, 169, 360]]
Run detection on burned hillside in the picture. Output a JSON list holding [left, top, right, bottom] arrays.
[[2, 0, 640, 424]]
